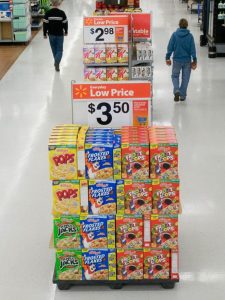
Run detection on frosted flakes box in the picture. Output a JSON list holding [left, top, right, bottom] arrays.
[[118, 67, 129, 81], [80, 215, 115, 249], [116, 216, 143, 249], [144, 249, 170, 279], [106, 67, 118, 81], [88, 180, 117, 215], [117, 249, 143, 280], [83, 44, 95, 64], [94, 44, 106, 64], [150, 215, 178, 249], [124, 180, 152, 215], [95, 67, 107, 81], [85, 143, 113, 180], [54, 216, 80, 249], [152, 179, 179, 215], [106, 44, 117, 64], [117, 44, 128, 63], [55, 250, 82, 280], [49, 143, 77, 180], [82, 249, 116, 280], [84, 67, 95, 81], [52, 180, 80, 216]]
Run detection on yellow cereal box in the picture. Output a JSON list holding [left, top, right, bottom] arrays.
[[52, 180, 80, 216]]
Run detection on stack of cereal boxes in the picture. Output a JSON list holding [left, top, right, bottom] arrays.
[[83, 43, 129, 81], [49, 125, 179, 282]]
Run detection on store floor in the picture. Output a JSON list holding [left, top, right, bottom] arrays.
[[0, 0, 225, 300]]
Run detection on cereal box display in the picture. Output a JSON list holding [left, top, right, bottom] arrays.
[[116, 216, 143, 249], [150, 215, 178, 249], [83, 44, 95, 64], [94, 44, 106, 64], [118, 67, 129, 81], [80, 215, 115, 248], [84, 67, 95, 81], [144, 249, 170, 279], [152, 179, 179, 215], [113, 129, 122, 179], [106, 67, 118, 81], [55, 250, 82, 280], [49, 125, 79, 180], [117, 249, 143, 280], [95, 67, 107, 81], [117, 44, 128, 63], [85, 129, 114, 179], [124, 180, 152, 215], [54, 216, 80, 249], [122, 126, 150, 180], [106, 44, 117, 64], [82, 249, 116, 280], [149, 127, 178, 180], [52, 180, 80, 216], [88, 180, 117, 215]]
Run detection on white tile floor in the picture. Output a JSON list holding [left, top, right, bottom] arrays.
[[0, 0, 225, 299]]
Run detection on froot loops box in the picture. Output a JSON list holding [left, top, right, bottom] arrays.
[[117, 249, 143, 280], [144, 249, 170, 279]]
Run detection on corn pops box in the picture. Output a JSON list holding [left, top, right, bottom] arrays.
[[95, 67, 107, 81], [80, 215, 115, 249], [118, 67, 129, 81], [124, 180, 152, 215], [83, 44, 95, 64], [54, 216, 80, 249], [82, 249, 116, 280], [152, 179, 179, 215], [88, 180, 117, 215], [85, 143, 113, 180], [106, 44, 117, 64], [117, 249, 143, 280], [117, 44, 128, 63], [55, 250, 82, 280], [94, 44, 106, 64], [106, 67, 118, 81], [49, 143, 77, 180], [144, 249, 170, 279], [116, 216, 143, 249], [150, 215, 178, 249], [52, 180, 80, 216], [84, 67, 95, 81]]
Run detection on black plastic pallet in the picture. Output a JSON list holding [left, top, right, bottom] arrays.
[[53, 270, 179, 290]]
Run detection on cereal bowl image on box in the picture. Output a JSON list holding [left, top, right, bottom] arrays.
[[144, 249, 170, 279], [88, 180, 117, 215], [117, 249, 143, 280]]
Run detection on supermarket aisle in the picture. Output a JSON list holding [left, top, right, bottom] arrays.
[[0, 0, 225, 300]]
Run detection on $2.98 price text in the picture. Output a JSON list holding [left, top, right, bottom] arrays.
[[88, 101, 129, 125], [90, 27, 114, 42]]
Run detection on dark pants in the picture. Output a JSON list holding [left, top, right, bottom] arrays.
[[171, 61, 191, 99], [49, 35, 64, 65]]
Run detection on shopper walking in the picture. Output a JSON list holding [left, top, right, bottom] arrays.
[[166, 18, 197, 102], [43, 0, 68, 72]]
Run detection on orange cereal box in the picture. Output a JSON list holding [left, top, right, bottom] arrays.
[[144, 249, 170, 279], [117, 44, 128, 63], [117, 249, 143, 280]]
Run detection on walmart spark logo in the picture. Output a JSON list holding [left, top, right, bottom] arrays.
[[74, 85, 88, 98]]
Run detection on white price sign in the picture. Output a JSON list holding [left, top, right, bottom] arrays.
[[87, 100, 131, 127], [83, 16, 129, 44]]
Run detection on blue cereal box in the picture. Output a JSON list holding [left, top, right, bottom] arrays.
[[88, 180, 117, 214], [85, 143, 114, 179], [80, 215, 115, 248], [82, 249, 116, 280]]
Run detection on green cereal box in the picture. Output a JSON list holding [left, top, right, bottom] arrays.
[[55, 250, 82, 280], [54, 216, 80, 249], [116, 180, 125, 215]]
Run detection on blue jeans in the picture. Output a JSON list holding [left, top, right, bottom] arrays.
[[171, 61, 191, 99], [49, 35, 64, 65]]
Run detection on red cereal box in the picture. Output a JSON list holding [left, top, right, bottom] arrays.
[[150, 215, 178, 250], [144, 249, 170, 279], [117, 249, 143, 280], [152, 179, 179, 215], [124, 180, 152, 215], [116, 216, 143, 249]]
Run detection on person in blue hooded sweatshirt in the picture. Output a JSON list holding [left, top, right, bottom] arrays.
[[166, 18, 197, 102]]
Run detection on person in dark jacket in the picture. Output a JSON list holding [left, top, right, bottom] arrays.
[[166, 18, 197, 102], [43, 0, 68, 72]]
